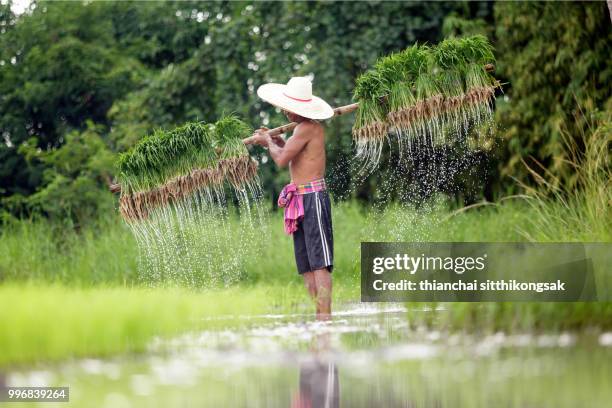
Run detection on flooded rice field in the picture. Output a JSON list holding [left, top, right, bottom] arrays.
[[4, 304, 611, 408]]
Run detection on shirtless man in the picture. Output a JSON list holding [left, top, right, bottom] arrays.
[[246, 77, 335, 318]]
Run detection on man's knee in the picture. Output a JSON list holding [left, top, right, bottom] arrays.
[[304, 280, 316, 292], [302, 272, 316, 291], [313, 268, 332, 284]]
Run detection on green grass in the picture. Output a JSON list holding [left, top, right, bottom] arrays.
[[1, 195, 609, 367], [0, 199, 560, 285], [0, 284, 319, 368], [1, 196, 609, 285]]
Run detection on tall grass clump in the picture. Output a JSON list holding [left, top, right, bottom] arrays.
[[519, 110, 611, 242]]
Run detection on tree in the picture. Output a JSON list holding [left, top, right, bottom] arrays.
[[494, 1, 612, 192], [0, 1, 145, 203], [19, 122, 115, 227]]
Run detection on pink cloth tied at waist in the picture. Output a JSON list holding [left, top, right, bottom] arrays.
[[277, 178, 327, 235]]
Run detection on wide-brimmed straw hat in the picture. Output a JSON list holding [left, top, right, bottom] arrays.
[[257, 77, 334, 120]]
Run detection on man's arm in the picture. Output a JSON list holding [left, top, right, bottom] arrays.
[[266, 124, 310, 168]]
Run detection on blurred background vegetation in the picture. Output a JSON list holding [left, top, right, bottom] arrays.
[[0, 0, 610, 229]]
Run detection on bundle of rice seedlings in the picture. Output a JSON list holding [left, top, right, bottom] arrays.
[[116, 116, 260, 222], [117, 122, 218, 221], [213, 115, 258, 189], [346, 35, 498, 167], [352, 70, 388, 164], [384, 45, 429, 141]]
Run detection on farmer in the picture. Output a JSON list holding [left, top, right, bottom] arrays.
[[246, 77, 335, 318]]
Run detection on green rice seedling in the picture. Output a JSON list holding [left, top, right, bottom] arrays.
[[413, 69, 443, 142], [430, 36, 498, 147], [375, 52, 408, 113], [458, 36, 498, 131], [213, 115, 258, 189], [436, 69, 466, 142], [383, 45, 433, 150], [376, 52, 412, 152], [432, 37, 468, 134], [214, 115, 252, 159], [458, 34, 495, 66], [352, 70, 389, 166], [389, 46, 427, 106]]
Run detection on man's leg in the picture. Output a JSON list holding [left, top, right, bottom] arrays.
[[302, 271, 318, 311], [313, 268, 332, 317]]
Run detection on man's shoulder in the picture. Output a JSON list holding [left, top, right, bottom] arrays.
[[294, 120, 323, 137]]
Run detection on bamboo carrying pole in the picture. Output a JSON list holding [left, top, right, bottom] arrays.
[[242, 63, 495, 144], [109, 63, 495, 193], [242, 102, 359, 145]]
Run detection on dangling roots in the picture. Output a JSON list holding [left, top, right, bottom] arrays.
[[352, 121, 389, 168], [220, 155, 259, 189], [385, 85, 497, 148], [119, 158, 258, 222]]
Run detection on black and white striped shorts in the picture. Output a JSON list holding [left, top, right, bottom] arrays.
[[293, 191, 334, 274]]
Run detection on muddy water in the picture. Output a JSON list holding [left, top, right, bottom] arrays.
[[5, 305, 611, 408]]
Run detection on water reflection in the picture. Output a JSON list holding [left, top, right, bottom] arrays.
[[293, 332, 339, 408], [2, 305, 611, 407]]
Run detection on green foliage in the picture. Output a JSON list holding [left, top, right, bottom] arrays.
[[14, 122, 115, 227], [443, 13, 492, 38], [493, 1, 612, 192], [0, 1, 147, 220]]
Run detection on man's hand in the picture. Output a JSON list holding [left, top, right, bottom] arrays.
[[245, 127, 270, 147], [269, 132, 286, 147]]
